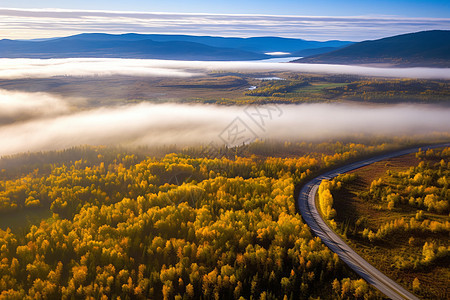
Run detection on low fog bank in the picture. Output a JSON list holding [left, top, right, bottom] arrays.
[[0, 58, 201, 79], [0, 91, 449, 156], [1, 58, 450, 80], [0, 89, 70, 125]]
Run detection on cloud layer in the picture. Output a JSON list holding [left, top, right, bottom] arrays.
[[0, 89, 449, 156], [1, 8, 449, 41], [1, 58, 449, 80]]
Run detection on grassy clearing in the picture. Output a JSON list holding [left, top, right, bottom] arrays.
[[331, 153, 450, 299], [0, 206, 52, 233], [292, 82, 348, 93]]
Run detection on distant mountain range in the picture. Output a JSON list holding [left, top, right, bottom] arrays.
[[2, 31, 449, 66], [0, 33, 352, 61], [295, 30, 450, 67]]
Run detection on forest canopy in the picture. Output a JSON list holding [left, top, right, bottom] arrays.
[[0, 141, 397, 299]]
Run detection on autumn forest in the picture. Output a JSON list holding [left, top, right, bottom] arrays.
[[0, 141, 409, 299]]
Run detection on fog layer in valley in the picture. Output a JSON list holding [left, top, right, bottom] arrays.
[[0, 89, 449, 156], [0, 90, 71, 125], [1, 58, 450, 80]]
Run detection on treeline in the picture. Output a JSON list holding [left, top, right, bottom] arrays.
[[361, 215, 450, 242], [360, 214, 449, 272], [359, 147, 450, 214], [318, 174, 356, 230], [0, 141, 388, 299]]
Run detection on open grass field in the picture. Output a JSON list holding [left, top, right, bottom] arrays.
[[331, 152, 450, 299]]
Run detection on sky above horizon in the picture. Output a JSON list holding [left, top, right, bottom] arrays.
[[3, 0, 450, 18], [0, 1, 449, 41]]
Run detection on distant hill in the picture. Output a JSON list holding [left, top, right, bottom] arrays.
[[291, 47, 341, 57], [0, 33, 352, 61], [0, 38, 269, 61], [294, 30, 450, 67], [56, 33, 352, 53]]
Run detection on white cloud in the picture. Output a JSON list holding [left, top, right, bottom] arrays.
[[0, 8, 449, 41]]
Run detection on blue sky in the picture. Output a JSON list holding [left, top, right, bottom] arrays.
[[2, 0, 449, 17], [0, 1, 449, 40]]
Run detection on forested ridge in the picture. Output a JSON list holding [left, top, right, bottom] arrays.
[[0, 141, 394, 299]]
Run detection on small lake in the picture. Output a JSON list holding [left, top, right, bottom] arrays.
[[255, 77, 285, 80]]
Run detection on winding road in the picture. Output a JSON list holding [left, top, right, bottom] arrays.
[[297, 143, 450, 300]]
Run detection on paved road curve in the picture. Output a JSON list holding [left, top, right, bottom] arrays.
[[297, 143, 450, 300]]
